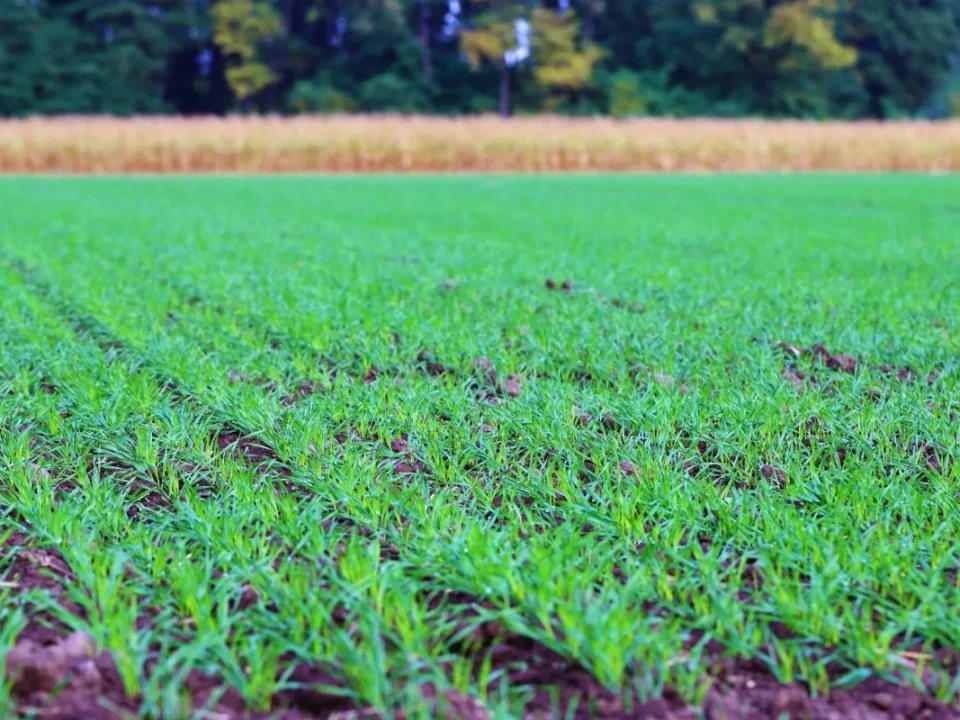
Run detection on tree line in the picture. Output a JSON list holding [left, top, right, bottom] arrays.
[[2, 0, 959, 119]]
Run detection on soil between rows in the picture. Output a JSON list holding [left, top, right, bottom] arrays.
[[4, 528, 958, 719]]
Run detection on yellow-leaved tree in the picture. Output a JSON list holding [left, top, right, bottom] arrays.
[[460, 0, 522, 116], [691, 0, 856, 113], [461, 2, 602, 115], [764, 0, 857, 70], [693, 0, 856, 71], [211, 0, 284, 104], [531, 7, 603, 109]]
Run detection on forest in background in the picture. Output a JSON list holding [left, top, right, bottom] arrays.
[[1, 0, 959, 120]]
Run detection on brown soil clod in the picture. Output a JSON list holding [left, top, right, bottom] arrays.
[[274, 664, 357, 716], [760, 464, 787, 486], [394, 460, 429, 476], [836, 447, 849, 466], [474, 356, 497, 384], [504, 374, 522, 398], [388, 435, 431, 476], [545, 278, 557, 290], [216, 430, 287, 474], [470, 356, 504, 405], [601, 412, 628, 435], [475, 356, 494, 373], [598, 292, 646, 314], [782, 368, 811, 393], [418, 685, 490, 720], [417, 349, 453, 377], [654, 373, 675, 388], [3, 631, 142, 719], [909, 442, 943, 475], [573, 406, 593, 426], [5, 530, 70, 582], [826, 353, 858, 373], [7, 632, 98, 696]]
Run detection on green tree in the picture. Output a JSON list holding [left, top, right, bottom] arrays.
[[64, 0, 190, 114], [0, 1, 101, 115], [578, 0, 605, 43], [2, 0, 959, 119], [606, 70, 648, 117], [836, 0, 960, 117]]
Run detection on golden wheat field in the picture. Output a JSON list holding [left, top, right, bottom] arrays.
[[2, 115, 960, 173]]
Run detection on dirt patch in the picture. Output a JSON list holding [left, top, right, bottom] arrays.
[[543, 277, 576, 292], [5, 532, 957, 719], [417, 349, 454, 378], [5, 632, 364, 719], [770, 340, 864, 395], [92, 444, 202, 517], [760, 464, 788, 487], [879, 365, 943, 388], [771, 340, 947, 400], [1, 532, 90, 649], [279, 380, 327, 406], [610, 297, 646, 313], [271, 662, 359, 716], [446, 603, 959, 719], [2, 530, 362, 719], [908, 442, 945, 475], [2, 532, 73, 598], [782, 367, 815, 393], [705, 660, 957, 720], [470, 356, 525, 404], [573, 406, 631, 437], [122, 476, 172, 518], [389, 435, 432, 476], [6, 632, 140, 719], [216, 429, 288, 473], [545, 276, 647, 315]]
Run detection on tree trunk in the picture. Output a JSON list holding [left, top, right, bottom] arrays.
[[583, 3, 595, 44], [499, 66, 511, 117], [419, 0, 432, 81], [266, 0, 294, 112]]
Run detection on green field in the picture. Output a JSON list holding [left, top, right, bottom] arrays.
[[1, 176, 958, 719]]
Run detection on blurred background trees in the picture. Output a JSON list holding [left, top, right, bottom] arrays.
[[1, 0, 958, 119]]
